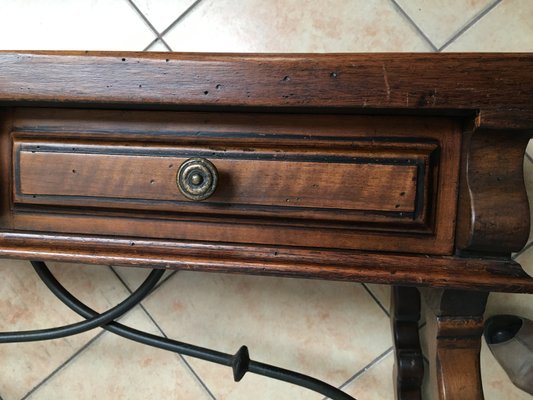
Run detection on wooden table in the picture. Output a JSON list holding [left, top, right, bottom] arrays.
[[1, 51, 532, 399]]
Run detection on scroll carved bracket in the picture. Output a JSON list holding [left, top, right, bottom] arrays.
[[456, 128, 532, 255]]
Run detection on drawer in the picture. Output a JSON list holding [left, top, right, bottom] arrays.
[[6, 108, 461, 254], [15, 142, 423, 219]]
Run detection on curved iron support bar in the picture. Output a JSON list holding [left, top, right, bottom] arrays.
[[29, 261, 356, 400]]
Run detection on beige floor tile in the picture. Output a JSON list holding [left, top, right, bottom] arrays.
[[516, 242, 533, 274], [145, 39, 171, 52], [363, 283, 390, 315], [485, 246, 533, 321], [112, 266, 174, 294], [419, 322, 428, 359], [421, 359, 431, 399], [26, 308, 211, 400], [0, 0, 155, 51], [0, 260, 131, 400], [527, 140, 533, 158], [131, 0, 199, 32], [163, 0, 433, 52], [142, 271, 392, 399], [395, 0, 493, 49], [343, 350, 394, 400], [481, 340, 532, 399], [444, 0, 533, 51]]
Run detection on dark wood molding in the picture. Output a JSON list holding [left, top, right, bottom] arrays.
[[456, 128, 532, 254], [4, 107, 461, 255], [0, 232, 531, 293], [0, 52, 531, 290], [421, 289, 488, 400], [1, 52, 533, 129], [1, 51, 533, 399]]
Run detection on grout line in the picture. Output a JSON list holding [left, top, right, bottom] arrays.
[[142, 306, 218, 400], [388, 0, 438, 52], [21, 331, 106, 400], [110, 265, 177, 294], [109, 267, 217, 400], [144, 39, 168, 52], [438, 0, 503, 51], [108, 265, 176, 296], [361, 283, 390, 318], [331, 347, 394, 398], [157, 270, 178, 288], [142, 0, 204, 51], [126, 0, 173, 51], [512, 240, 533, 260]]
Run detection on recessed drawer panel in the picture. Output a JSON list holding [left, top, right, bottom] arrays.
[[8, 108, 461, 254], [15, 143, 420, 214]]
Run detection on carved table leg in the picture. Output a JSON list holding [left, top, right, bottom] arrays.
[[391, 286, 424, 400], [421, 289, 489, 400]]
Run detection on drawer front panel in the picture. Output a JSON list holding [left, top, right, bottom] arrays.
[[16, 143, 419, 214], [7, 108, 461, 254]]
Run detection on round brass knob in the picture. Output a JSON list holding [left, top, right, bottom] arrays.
[[177, 158, 218, 201]]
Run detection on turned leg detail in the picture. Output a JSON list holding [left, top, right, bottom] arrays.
[[391, 286, 424, 400], [421, 289, 489, 400]]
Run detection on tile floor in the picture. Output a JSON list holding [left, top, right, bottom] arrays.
[[0, 0, 532, 399]]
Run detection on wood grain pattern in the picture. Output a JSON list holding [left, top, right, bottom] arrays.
[[1, 52, 533, 130], [16, 144, 419, 212], [0, 108, 14, 230], [0, 52, 533, 400], [421, 289, 488, 400], [5, 108, 461, 255], [456, 129, 531, 254], [0, 231, 532, 292], [9, 212, 450, 254], [8, 103, 447, 229]]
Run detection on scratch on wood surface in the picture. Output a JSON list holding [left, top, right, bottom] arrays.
[[382, 63, 391, 101]]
